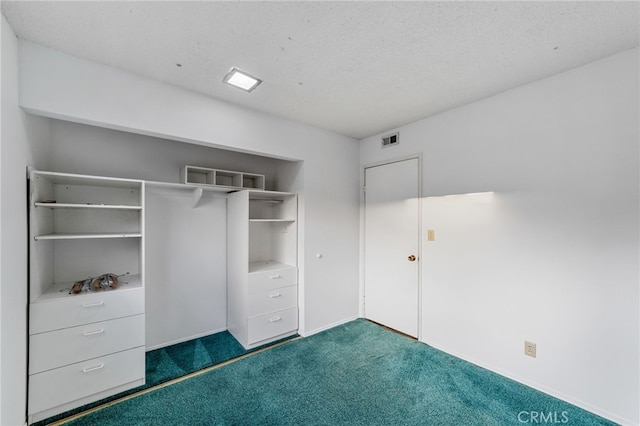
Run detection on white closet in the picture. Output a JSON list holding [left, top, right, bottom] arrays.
[[27, 170, 146, 424], [227, 190, 298, 349]]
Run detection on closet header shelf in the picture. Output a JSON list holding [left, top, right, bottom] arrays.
[[146, 180, 228, 192]]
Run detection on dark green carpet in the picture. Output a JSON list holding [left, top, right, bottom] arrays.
[[36, 331, 288, 426], [144, 330, 256, 388], [63, 319, 615, 426]]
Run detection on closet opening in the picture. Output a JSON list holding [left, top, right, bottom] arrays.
[[29, 119, 304, 424]]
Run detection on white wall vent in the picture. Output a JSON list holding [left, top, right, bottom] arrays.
[[381, 132, 399, 148]]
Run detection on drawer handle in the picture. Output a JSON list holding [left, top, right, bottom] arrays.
[[269, 275, 282, 279], [83, 328, 105, 336], [82, 301, 105, 308], [269, 293, 282, 298], [269, 316, 282, 322], [82, 363, 105, 373]]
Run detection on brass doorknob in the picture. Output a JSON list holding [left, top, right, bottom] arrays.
[[408, 255, 416, 262]]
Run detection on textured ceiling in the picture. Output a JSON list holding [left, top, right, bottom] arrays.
[[2, 1, 638, 139]]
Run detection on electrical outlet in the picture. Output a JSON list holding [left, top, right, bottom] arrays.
[[427, 229, 435, 241], [524, 341, 537, 358]]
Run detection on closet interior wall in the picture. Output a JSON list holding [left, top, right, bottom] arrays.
[[48, 119, 299, 349]]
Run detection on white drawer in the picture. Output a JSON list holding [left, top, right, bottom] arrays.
[[248, 267, 297, 293], [248, 307, 298, 345], [30, 287, 144, 335], [248, 286, 297, 317], [28, 346, 145, 415], [30, 314, 145, 374]]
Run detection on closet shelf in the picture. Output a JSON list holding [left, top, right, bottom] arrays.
[[145, 180, 231, 193], [33, 275, 143, 303], [34, 232, 142, 241], [249, 219, 296, 223], [249, 261, 296, 274], [34, 202, 142, 210], [249, 199, 283, 204], [146, 180, 291, 197], [248, 190, 295, 199], [31, 170, 143, 188]]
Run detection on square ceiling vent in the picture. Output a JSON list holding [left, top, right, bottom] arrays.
[[381, 132, 399, 148]]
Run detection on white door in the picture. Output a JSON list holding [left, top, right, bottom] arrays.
[[364, 157, 420, 337]]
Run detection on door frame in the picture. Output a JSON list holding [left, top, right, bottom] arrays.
[[360, 154, 423, 340]]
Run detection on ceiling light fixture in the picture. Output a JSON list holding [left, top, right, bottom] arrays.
[[223, 68, 262, 92]]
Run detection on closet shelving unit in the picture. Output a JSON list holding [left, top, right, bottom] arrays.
[[26, 167, 298, 423], [227, 190, 298, 349], [27, 169, 146, 424]]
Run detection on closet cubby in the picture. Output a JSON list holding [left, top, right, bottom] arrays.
[[184, 166, 215, 185], [242, 173, 265, 190], [215, 170, 242, 187], [249, 192, 296, 221]]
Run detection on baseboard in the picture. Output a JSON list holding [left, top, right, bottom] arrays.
[[422, 340, 637, 426], [299, 315, 359, 338], [145, 327, 227, 351]]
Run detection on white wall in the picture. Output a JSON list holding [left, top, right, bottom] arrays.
[[1, 17, 51, 426], [144, 188, 228, 349], [12, 36, 359, 406], [47, 120, 288, 188], [360, 48, 639, 425]]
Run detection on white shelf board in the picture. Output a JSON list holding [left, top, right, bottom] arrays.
[[34, 203, 142, 210], [33, 275, 143, 303], [249, 260, 295, 273], [145, 180, 232, 193], [249, 219, 296, 223], [32, 170, 143, 188], [143, 180, 295, 197], [248, 190, 295, 199], [34, 232, 143, 241]]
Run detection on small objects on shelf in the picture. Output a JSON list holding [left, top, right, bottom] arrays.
[[92, 273, 119, 291], [70, 277, 92, 294], [69, 272, 126, 294]]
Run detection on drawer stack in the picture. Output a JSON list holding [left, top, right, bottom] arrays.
[[246, 265, 298, 345], [28, 287, 145, 423]]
